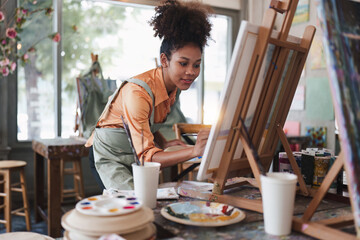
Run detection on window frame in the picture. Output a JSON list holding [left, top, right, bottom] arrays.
[[7, 0, 241, 149]]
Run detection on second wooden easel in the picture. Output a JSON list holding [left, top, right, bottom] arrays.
[[190, 0, 357, 239]]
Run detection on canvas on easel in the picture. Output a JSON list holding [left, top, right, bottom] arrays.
[[197, 0, 314, 202], [197, 21, 309, 181], [197, 20, 272, 181]]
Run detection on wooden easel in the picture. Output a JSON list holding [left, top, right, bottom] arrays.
[[90, 53, 99, 75], [74, 53, 99, 136], [190, 0, 356, 239], [207, 0, 314, 207]]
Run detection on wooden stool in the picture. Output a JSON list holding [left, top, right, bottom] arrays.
[[60, 157, 84, 202], [0, 160, 31, 232]]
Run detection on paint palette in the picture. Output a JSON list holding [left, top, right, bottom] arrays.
[[161, 201, 246, 227], [76, 195, 142, 216]]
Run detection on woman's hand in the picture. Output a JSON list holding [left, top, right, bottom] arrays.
[[192, 128, 210, 158], [152, 129, 210, 168]]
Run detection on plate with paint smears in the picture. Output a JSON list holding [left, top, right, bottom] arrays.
[[161, 201, 246, 227], [76, 194, 142, 216]]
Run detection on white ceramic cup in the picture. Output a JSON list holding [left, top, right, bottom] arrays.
[[132, 162, 161, 209], [260, 172, 298, 236]]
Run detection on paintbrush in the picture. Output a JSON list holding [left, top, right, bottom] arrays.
[[141, 126, 144, 166], [181, 133, 198, 137], [120, 115, 141, 166]]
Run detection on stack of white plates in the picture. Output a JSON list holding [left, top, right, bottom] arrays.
[[61, 194, 155, 240]]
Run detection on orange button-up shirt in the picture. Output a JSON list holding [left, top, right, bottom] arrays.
[[86, 67, 178, 162]]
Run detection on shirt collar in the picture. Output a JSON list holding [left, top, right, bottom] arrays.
[[154, 67, 178, 106]]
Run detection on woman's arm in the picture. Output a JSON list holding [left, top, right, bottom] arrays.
[[153, 131, 187, 149], [152, 128, 210, 168], [153, 131, 167, 148]]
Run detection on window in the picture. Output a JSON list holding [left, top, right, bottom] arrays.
[[16, 0, 238, 141], [17, 0, 54, 140], [60, 1, 161, 137], [180, 15, 231, 124]]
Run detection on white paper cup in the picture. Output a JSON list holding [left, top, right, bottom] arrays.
[[132, 162, 161, 209], [260, 172, 298, 236]]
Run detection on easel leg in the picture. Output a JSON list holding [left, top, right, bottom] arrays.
[[343, 155, 360, 237], [239, 134, 263, 193], [276, 123, 309, 196], [292, 217, 357, 240], [292, 152, 358, 239]]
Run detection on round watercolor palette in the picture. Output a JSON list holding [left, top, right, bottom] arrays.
[[61, 206, 154, 237], [161, 201, 246, 227], [76, 194, 142, 216]]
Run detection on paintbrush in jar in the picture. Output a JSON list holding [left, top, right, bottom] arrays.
[[141, 126, 144, 166]]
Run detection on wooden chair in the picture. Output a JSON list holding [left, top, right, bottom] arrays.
[[173, 123, 211, 181], [0, 160, 31, 232]]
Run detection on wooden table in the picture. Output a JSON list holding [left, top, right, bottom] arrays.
[[32, 137, 89, 238], [154, 184, 354, 239]]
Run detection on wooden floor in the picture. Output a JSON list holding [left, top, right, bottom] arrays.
[[0, 200, 75, 239]]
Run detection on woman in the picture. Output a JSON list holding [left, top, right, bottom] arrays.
[[86, 0, 213, 190]]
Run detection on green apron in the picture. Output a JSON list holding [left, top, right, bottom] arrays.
[[93, 79, 179, 190]]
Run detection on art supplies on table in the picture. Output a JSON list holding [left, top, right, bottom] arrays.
[[278, 151, 302, 174], [168, 179, 259, 199], [312, 155, 331, 188], [103, 187, 180, 200], [161, 201, 246, 227], [61, 193, 156, 240], [277, 148, 334, 189], [177, 186, 212, 200], [75, 194, 142, 216], [158, 180, 213, 199], [302, 148, 333, 188], [301, 150, 315, 186], [157, 187, 180, 199]]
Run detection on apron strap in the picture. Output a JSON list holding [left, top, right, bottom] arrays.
[[126, 79, 155, 126], [96, 78, 155, 126]]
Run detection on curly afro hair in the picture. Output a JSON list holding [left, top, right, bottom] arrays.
[[149, 0, 213, 59]]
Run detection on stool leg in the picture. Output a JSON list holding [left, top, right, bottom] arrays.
[[178, 164, 184, 182], [72, 161, 79, 200], [189, 171, 194, 181], [3, 170, 11, 232], [159, 170, 164, 184], [19, 168, 31, 231], [74, 159, 84, 200], [60, 158, 65, 203]]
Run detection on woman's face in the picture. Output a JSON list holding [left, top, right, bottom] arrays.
[[161, 43, 202, 93]]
